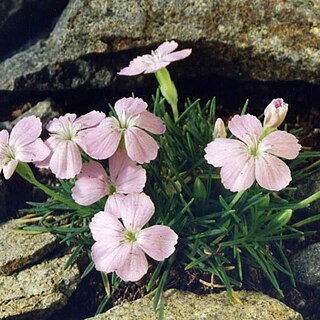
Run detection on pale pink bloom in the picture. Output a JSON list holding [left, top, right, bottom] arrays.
[[89, 193, 178, 282], [205, 114, 301, 192], [40, 111, 105, 179], [71, 149, 146, 208], [0, 116, 50, 179], [84, 97, 165, 163], [213, 118, 227, 139], [118, 41, 192, 76], [263, 98, 288, 129]]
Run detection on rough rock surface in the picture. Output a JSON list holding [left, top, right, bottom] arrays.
[[291, 242, 320, 286], [0, 0, 319, 92], [0, 219, 58, 275], [86, 289, 303, 320], [0, 253, 81, 320]]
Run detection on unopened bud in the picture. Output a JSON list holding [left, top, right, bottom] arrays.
[[263, 98, 288, 130], [213, 118, 227, 139], [193, 177, 207, 205]]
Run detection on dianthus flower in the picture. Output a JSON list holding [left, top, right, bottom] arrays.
[[205, 114, 301, 192], [84, 97, 165, 163], [118, 40, 192, 75], [40, 111, 105, 179], [72, 149, 146, 208], [89, 193, 178, 282], [0, 116, 50, 179]]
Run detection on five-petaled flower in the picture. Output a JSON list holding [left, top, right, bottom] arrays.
[[118, 40, 192, 76], [0, 116, 50, 179], [84, 97, 166, 164], [38, 111, 105, 179], [72, 149, 146, 208], [89, 193, 178, 282], [205, 114, 301, 192]]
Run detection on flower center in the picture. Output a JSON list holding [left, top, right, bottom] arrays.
[[0, 143, 16, 164], [124, 230, 138, 243], [116, 111, 139, 129]]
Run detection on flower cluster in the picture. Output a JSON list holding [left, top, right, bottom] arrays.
[[0, 41, 306, 289]]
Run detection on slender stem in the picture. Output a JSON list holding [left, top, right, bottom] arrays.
[[297, 191, 320, 208]]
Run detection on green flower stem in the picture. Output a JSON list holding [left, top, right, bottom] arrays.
[[16, 162, 83, 211], [155, 68, 179, 122], [297, 191, 320, 208]]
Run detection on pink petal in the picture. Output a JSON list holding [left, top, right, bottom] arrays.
[[116, 244, 148, 282], [78, 160, 108, 180], [71, 177, 108, 206], [49, 141, 82, 179], [89, 211, 124, 242], [0, 130, 9, 144], [109, 149, 136, 181], [104, 193, 126, 218], [46, 113, 77, 133], [74, 110, 105, 129], [3, 159, 18, 180], [155, 41, 178, 56], [137, 111, 166, 134], [9, 116, 42, 148], [84, 118, 122, 160], [115, 97, 148, 118], [166, 49, 192, 62], [260, 131, 301, 160], [137, 225, 178, 261], [34, 140, 53, 169], [118, 56, 148, 76], [144, 61, 170, 73], [16, 138, 51, 163], [255, 153, 292, 191], [228, 114, 262, 146], [121, 193, 155, 231], [124, 127, 159, 163], [220, 153, 256, 192], [205, 138, 248, 167], [115, 165, 146, 194]]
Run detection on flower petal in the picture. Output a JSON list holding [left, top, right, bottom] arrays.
[[115, 97, 148, 118], [121, 193, 155, 231], [260, 131, 301, 160], [166, 49, 192, 62], [144, 61, 170, 73], [137, 111, 166, 134], [138, 225, 178, 261], [74, 110, 105, 129], [0, 130, 9, 144], [205, 138, 247, 167], [46, 113, 77, 133], [124, 127, 159, 163], [9, 116, 42, 148], [16, 138, 51, 163], [104, 193, 126, 218], [220, 153, 255, 192], [155, 41, 178, 56], [118, 56, 148, 76], [109, 149, 135, 180], [115, 165, 147, 194], [84, 118, 122, 160], [255, 153, 292, 191], [116, 244, 148, 282], [49, 141, 82, 179], [228, 114, 262, 146], [3, 159, 18, 179]]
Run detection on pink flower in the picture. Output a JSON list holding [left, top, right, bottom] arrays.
[[118, 40, 192, 75], [84, 97, 165, 163], [89, 193, 178, 282], [71, 149, 146, 208], [0, 116, 50, 179], [263, 98, 288, 130], [205, 114, 301, 192], [41, 111, 105, 179]]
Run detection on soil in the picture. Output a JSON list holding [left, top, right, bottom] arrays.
[[1, 74, 319, 320]]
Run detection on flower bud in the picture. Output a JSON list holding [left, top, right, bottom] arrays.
[[193, 177, 207, 205], [263, 98, 288, 130], [213, 118, 227, 139]]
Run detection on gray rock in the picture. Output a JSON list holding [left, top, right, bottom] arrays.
[[0, 0, 320, 92], [0, 252, 81, 320], [0, 98, 61, 131], [291, 242, 320, 286], [0, 219, 58, 275], [86, 289, 303, 320]]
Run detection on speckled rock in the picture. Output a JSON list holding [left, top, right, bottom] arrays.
[[0, 0, 319, 92], [86, 289, 303, 320], [0, 219, 58, 275], [0, 253, 81, 320], [291, 242, 320, 286]]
